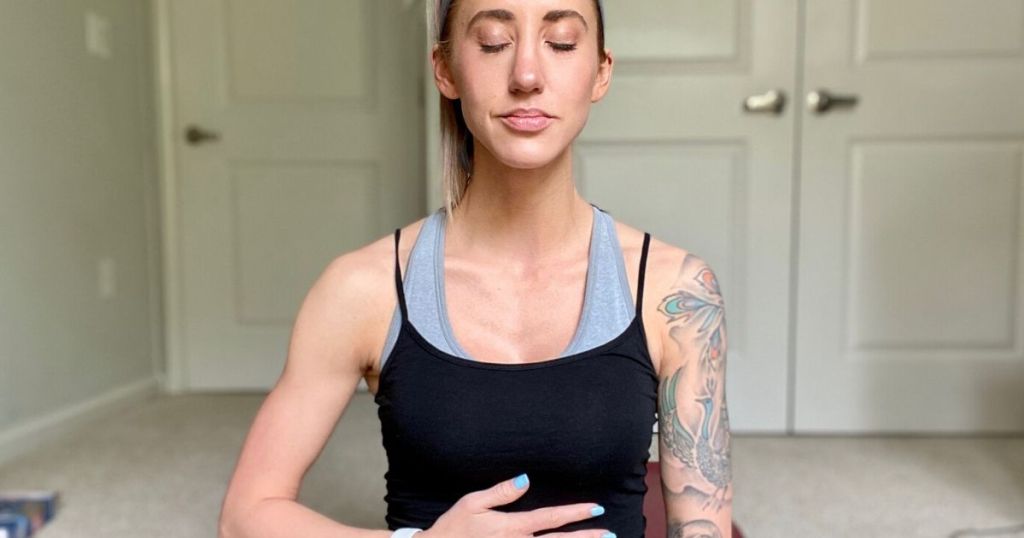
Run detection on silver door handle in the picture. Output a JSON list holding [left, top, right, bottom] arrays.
[[184, 124, 221, 145], [742, 89, 786, 115], [806, 89, 859, 114]]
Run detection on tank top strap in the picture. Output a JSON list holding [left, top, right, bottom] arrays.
[[636, 232, 651, 317], [393, 227, 409, 321]]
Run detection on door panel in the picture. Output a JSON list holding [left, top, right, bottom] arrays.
[[170, 0, 426, 390], [577, 0, 799, 432], [795, 0, 1024, 432]]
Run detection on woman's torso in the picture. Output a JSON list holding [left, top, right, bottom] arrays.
[[369, 204, 661, 537]]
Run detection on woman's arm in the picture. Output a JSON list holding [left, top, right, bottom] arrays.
[[218, 248, 393, 538], [654, 251, 734, 537]]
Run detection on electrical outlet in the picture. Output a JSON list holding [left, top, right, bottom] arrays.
[[98, 257, 117, 299], [85, 11, 112, 59]]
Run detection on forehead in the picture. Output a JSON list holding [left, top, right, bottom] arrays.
[[453, 0, 595, 31]]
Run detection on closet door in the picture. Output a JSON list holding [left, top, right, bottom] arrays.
[[794, 0, 1024, 432], [168, 0, 426, 391], [576, 0, 799, 432]]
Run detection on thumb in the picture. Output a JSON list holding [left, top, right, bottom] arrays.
[[468, 473, 530, 511]]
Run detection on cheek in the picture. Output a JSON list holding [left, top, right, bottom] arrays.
[[454, 74, 506, 126], [552, 65, 598, 106], [452, 56, 505, 105], [458, 86, 502, 129]]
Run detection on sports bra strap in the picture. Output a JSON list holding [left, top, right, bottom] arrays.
[[396, 225, 649, 320], [636, 232, 651, 316], [393, 228, 409, 321]]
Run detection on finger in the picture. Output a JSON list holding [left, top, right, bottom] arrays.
[[514, 502, 606, 534], [539, 531, 615, 538], [461, 473, 530, 512]]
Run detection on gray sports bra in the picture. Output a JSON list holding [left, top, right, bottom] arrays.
[[378, 203, 637, 369]]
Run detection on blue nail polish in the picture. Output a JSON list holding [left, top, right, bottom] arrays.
[[601, 532, 616, 538], [514, 473, 529, 489], [590, 505, 605, 516]]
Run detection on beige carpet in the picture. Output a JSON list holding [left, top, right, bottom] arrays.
[[1, 393, 1022, 537]]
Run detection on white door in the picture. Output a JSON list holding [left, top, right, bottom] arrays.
[[166, 0, 426, 391], [794, 0, 1024, 432], [573, 0, 800, 432]]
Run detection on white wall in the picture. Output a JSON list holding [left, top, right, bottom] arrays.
[[0, 0, 164, 460]]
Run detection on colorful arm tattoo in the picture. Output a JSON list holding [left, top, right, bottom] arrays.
[[656, 252, 733, 536]]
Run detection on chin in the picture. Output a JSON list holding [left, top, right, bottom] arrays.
[[491, 138, 568, 169], [495, 149, 564, 170]]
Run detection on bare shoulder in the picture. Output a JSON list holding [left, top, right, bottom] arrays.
[[612, 220, 708, 377], [311, 216, 428, 375]]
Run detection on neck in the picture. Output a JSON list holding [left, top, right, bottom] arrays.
[[446, 144, 593, 263]]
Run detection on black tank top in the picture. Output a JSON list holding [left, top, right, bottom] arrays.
[[374, 225, 658, 537]]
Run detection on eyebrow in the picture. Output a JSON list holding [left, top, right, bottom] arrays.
[[464, 8, 589, 35]]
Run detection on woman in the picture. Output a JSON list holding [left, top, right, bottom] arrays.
[[219, 1, 733, 537]]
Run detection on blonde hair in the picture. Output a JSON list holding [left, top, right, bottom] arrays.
[[432, 0, 606, 219]]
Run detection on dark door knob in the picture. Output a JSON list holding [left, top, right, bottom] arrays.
[[184, 124, 221, 145]]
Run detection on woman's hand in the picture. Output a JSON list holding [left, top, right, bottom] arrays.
[[419, 473, 614, 538]]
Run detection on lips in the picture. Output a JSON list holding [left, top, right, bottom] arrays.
[[500, 108, 554, 133]]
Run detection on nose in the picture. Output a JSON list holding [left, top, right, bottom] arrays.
[[509, 38, 544, 94]]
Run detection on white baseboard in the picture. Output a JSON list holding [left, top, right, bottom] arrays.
[[0, 377, 162, 468]]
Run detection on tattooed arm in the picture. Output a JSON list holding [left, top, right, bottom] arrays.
[[655, 252, 733, 538]]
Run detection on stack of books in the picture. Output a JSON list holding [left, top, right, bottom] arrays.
[[0, 491, 59, 538]]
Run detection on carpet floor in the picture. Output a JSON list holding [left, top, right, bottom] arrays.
[[1, 393, 1022, 537]]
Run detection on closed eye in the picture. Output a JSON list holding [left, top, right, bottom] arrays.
[[480, 43, 510, 53], [479, 42, 578, 53]]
